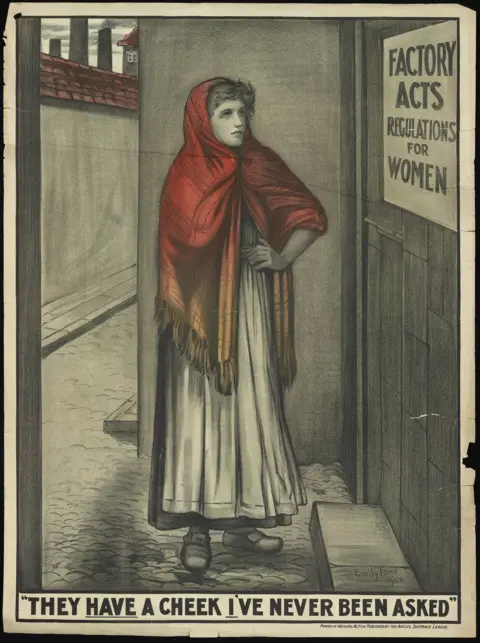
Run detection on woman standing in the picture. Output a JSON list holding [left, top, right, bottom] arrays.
[[148, 77, 327, 574]]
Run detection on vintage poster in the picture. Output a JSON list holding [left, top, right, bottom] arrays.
[[3, 2, 476, 637]]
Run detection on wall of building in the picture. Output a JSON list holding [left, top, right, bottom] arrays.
[[40, 103, 139, 305], [137, 17, 343, 462], [123, 47, 138, 76], [363, 19, 459, 593]]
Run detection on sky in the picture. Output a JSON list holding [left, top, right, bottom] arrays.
[[41, 18, 137, 73]]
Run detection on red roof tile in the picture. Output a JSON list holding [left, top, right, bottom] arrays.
[[117, 26, 138, 47], [40, 53, 138, 111], [41, 87, 58, 99]]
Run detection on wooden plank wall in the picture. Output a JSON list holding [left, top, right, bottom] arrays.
[[365, 215, 459, 593], [365, 224, 382, 504], [363, 20, 460, 593]]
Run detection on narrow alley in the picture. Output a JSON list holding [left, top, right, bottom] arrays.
[[41, 305, 352, 593]]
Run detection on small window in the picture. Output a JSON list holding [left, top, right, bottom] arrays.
[[126, 50, 137, 63]]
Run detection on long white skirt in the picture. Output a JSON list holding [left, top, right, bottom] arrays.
[[161, 219, 307, 521]]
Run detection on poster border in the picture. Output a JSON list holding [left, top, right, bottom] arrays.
[[3, 3, 476, 638]]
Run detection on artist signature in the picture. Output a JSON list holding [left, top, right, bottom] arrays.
[[353, 567, 405, 586]]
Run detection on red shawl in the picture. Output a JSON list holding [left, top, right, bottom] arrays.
[[156, 78, 327, 395]]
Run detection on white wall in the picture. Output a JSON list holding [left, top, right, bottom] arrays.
[[138, 18, 342, 463], [40, 104, 139, 304]]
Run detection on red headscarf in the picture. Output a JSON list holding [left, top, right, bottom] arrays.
[[156, 78, 327, 395]]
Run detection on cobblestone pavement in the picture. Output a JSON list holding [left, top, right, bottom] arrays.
[[42, 305, 352, 592]]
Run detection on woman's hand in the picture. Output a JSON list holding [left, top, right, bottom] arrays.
[[241, 238, 288, 272]]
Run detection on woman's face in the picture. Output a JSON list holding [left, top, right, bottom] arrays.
[[209, 99, 246, 148]]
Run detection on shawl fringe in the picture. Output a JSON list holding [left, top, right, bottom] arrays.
[[155, 299, 237, 395], [278, 340, 297, 389], [155, 298, 296, 395]]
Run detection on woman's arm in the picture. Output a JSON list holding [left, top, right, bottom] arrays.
[[243, 229, 320, 272], [280, 229, 319, 266]]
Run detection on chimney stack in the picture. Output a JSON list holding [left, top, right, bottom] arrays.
[[49, 38, 61, 57], [69, 17, 89, 65], [97, 26, 112, 71]]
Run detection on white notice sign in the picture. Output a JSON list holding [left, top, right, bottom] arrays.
[[383, 21, 458, 229]]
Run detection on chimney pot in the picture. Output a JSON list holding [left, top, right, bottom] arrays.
[[97, 26, 112, 71], [49, 38, 61, 57], [69, 17, 89, 65]]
